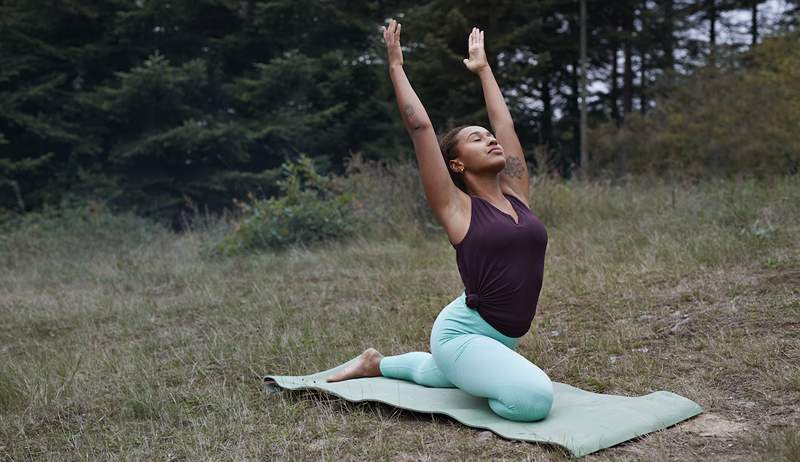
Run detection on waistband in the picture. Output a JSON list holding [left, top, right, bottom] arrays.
[[434, 291, 521, 349]]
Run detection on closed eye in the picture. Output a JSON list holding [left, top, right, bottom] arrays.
[[471, 132, 493, 142]]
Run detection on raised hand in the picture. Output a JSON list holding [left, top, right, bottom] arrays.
[[463, 27, 489, 74], [382, 19, 403, 67]]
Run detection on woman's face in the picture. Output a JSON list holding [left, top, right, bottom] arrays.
[[453, 125, 505, 173]]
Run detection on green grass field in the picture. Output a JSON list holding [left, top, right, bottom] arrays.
[[1, 162, 798, 460]]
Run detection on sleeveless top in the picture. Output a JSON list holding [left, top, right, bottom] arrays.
[[450, 192, 548, 337]]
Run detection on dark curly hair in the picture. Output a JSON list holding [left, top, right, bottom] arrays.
[[438, 124, 470, 193]]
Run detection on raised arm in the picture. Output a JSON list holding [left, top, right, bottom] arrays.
[[463, 27, 530, 201], [383, 19, 460, 218]]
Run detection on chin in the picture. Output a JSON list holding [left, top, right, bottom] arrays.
[[490, 159, 507, 173]]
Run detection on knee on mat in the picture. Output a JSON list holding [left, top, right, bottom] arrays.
[[494, 381, 554, 422]]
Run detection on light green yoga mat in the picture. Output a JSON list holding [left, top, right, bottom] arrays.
[[264, 355, 703, 458]]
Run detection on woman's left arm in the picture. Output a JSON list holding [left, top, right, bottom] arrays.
[[464, 28, 529, 199]]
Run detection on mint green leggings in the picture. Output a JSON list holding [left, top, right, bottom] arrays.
[[379, 291, 554, 422]]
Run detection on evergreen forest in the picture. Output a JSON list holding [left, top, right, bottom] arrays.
[[2, 0, 799, 225]]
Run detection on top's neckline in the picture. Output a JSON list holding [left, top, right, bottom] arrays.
[[471, 193, 520, 225]]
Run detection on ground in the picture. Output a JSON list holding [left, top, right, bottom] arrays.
[[0, 175, 798, 460]]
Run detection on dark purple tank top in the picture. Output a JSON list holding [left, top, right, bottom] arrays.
[[450, 192, 548, 337]]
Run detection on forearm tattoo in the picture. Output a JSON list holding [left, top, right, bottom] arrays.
[[501, 154, 527, 179], [403, 104, 424, 130]]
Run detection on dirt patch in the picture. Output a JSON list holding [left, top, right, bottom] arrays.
[[757, 267, 800, 289], [680, 413, 749, 437]]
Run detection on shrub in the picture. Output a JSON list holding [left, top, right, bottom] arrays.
[[0, 198, 166, 266], [590, 31, 800, 178], [336, 152, 438, 242], [214, 154, 357, 254]]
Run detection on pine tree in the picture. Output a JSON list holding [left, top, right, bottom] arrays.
[[0, 1, 104, 211]]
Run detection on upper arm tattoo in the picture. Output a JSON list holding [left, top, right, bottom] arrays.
[[501, 155, 527, 180], [403, 104, 424, 130]]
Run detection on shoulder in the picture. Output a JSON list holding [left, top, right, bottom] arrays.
[[502, 187, 530, 210]]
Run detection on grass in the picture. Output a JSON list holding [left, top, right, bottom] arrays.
[[0, 158, 798, 460]]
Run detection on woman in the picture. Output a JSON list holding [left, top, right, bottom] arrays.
[[326, 20, 553, 422]]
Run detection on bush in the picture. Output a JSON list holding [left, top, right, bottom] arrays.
[[590, 31, 800, 178], [336, 152, 439, 242], [214, 154, 358, 254], [0, 198, 166, 266]]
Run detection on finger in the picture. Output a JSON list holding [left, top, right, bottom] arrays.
[[480, 30, 484, 45], [397, 22, 401, 37]]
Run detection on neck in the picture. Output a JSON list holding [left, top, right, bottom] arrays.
[[466, 173, 504, 202]]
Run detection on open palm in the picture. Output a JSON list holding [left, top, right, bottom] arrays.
[[382, 19, 403, 67], [463, 27, 488, 73]]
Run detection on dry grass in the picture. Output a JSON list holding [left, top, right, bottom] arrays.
[[0, 158, 798, 460]]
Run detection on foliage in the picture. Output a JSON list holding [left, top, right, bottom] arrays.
[[79, 50, 271, 224], [337, 151, 439, 242], [590, 31, 800, 178], [0, 197, 165, 259], [1, 0, 799, 222], [214, 154, 358, 254], [0, 0, 382, 224]]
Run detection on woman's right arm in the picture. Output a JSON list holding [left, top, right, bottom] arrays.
[[383, 20, 459, 216]]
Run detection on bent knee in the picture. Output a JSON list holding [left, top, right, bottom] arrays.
[[522, 386, 554, 421], [494, 381, 554, 422]]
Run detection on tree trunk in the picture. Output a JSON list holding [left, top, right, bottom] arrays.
[[579, 0, 588, 176], [611, 40, 621, 126], [639, 0, 647, 114], [663, 0, 674, 71], [640, 52, 647, 114], [541, 75, 553, 147], [623, 3, 634, 117], [570, 59, 581, 176], [751, 1, 759, 46], [708, 0, 717, 64]]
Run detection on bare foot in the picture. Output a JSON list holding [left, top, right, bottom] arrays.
[[325, 348, 384, 382]]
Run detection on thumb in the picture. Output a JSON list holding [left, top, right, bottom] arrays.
[[463, 58, 469, 66]]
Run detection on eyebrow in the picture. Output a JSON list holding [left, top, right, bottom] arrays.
[[466, 130, 492, 139]]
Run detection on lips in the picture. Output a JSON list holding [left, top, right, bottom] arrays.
[[489, 146, 503, 155]]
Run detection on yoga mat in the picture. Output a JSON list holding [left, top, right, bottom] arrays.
[[264, 356, 703, 458]]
